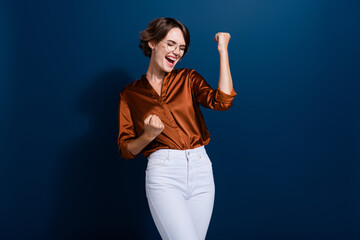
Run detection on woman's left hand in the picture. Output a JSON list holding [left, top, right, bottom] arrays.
[[214, 32, 231, 53]]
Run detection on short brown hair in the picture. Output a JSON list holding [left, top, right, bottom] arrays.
[[139, 17, 190, 58]]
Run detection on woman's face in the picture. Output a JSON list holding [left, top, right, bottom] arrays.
[[149, 27, 186, 73]]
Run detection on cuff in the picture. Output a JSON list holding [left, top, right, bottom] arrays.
[[120, 140, 137, 159], [215, 87, 237, 103]]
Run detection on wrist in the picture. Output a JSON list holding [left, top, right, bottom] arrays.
[[142, 132, 155, 142], [218, 49, 228, 55]]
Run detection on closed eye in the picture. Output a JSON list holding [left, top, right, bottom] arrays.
[[168, 40, 185, 47]]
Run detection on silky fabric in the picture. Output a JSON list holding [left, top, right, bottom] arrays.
[[117, 68, 237, 159], [145, 145, 215, 240]]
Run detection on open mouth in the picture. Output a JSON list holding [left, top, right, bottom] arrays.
[[165, 55, 176, 66]]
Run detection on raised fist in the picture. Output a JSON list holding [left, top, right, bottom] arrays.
[[143, 114, 164, 140], [214, 32, 231, 53]]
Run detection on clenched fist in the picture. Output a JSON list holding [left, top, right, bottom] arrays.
[[214, 32, 231, 53], [143, 114, 164, 140]]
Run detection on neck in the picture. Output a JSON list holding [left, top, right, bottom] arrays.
[[146, 57, 167, 83]]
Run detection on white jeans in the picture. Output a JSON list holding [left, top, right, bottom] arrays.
[[145, 145, 215, 240]]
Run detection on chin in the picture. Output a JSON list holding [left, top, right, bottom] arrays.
[[162, 64, 175, 73], [156, 57, 178, 73]]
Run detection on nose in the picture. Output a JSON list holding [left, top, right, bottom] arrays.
[[173, 46, 181, 56]]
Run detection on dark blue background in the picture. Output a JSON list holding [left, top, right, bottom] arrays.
[[1, 0, 359, 239]]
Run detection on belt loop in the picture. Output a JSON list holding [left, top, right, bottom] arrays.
[[167, 150, 170, 160]]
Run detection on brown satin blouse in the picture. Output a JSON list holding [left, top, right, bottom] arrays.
[[117, 68, 237, 159]]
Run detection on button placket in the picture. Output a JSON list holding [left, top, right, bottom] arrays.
[[162, 104, 186, 148]]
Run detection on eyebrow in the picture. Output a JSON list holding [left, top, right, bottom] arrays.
[[168, 39, 186, 47]]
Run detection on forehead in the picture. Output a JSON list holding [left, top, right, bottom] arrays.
[[164, 27, 186, 45]]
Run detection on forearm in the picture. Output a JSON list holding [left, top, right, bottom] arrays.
[[127, 133, 154, 156], [218, 50, 233, 95], [123, 114, 164, 157]]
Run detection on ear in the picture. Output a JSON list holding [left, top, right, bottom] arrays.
[[148, 41, 155, 50]]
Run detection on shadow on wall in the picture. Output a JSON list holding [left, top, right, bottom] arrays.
[[50, 69, 155, 240]]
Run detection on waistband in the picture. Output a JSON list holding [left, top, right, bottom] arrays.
[[148, 145, 206, 160]]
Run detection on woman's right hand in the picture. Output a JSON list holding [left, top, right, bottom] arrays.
[[126, 114, 164, 157], [143, 114, 164, 140]]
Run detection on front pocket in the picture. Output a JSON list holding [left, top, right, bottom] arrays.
[[198, 152, 212, 165], [145, 157, 167, 172]]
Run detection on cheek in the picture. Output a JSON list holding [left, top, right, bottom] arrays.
[[157, 55, 165, 64], [154, 49, 165, 60]]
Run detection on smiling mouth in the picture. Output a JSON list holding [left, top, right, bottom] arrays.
[[165, 56, 176, 66]]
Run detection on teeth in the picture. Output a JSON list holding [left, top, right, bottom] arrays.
[[167, 56, 176, 61]]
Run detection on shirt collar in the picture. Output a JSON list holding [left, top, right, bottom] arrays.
[[141, 71, 172, 98]]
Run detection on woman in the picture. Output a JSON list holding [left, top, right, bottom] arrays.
[[118, 17, 236, 240]]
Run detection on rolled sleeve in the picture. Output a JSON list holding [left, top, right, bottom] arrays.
[[118, 93, 138, 160], [215, 87, 237, 103], [191, 69, 237, 111], [119, 139, 136, 160]]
